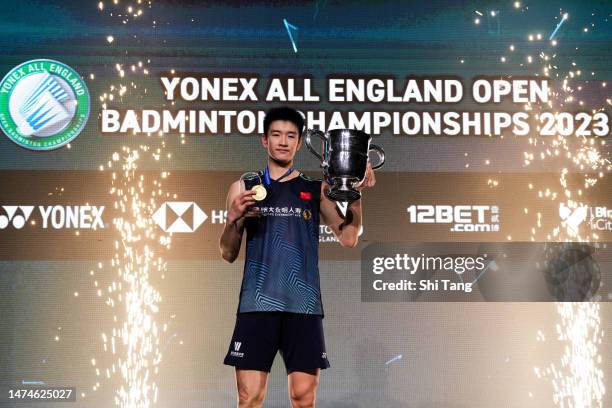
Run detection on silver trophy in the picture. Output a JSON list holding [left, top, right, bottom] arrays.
[[304, 128, 385, 202]]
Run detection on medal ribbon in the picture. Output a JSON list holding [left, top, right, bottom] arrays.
[[263, 165, 295, 187]]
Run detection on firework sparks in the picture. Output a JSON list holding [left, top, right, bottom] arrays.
[[519, 12, 610, 242], [86, 144, 173, 405], [109, 146, 171, 407], [470, 6, 608, 406], [82, 1, 176, 406], [535, 303, 605, 407], [506, 9, 608, 408], [549, 13, 569, 41]]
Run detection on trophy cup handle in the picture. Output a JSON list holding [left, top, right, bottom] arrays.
[[368, 143, 385, 170], [304, 129, 328, 165]]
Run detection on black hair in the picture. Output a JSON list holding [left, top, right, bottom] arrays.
[[263, 107, 305, 137]]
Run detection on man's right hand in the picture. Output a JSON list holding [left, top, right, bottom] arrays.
[[227, 190, 261, 225]]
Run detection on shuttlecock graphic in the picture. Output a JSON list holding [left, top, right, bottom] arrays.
[[0, 59, 90, 150], [16, 72, 72, 137]]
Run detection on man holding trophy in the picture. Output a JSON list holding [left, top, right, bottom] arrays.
[[219, 107, 383, 408]]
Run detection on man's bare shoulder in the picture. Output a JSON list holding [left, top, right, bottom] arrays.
[[226, 180, 242, 202], [229, 179, 241, 190]]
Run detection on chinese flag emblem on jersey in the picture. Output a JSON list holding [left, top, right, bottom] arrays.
[[300, 191, 312, 200]]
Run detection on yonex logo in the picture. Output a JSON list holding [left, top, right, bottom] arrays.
[[234, 341, 242, 351], [152, 202, 208, 233], [0, 206, 34, 229], [0, 205, 104, 229]]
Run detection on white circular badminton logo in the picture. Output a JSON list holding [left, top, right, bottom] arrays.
[[0, 59, 90, 150]]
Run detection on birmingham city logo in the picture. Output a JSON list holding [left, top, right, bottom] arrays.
[[560, 203, 612, 235], [0, 59, 90, 150], [153, 202, 208, 233], [559, 203, 588, 236]]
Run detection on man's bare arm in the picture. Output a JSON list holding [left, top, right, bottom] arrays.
[[319, 183, 362, 248], [319, 162, 376, 248], [219, 181, 259, 263]]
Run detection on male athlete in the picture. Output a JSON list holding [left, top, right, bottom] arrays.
[[219, 107, 375, 408]]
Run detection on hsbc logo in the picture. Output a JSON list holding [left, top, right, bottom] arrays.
[[153, 202, 206, 233], [0, 205, 105, 229], [153, 202, 227, 233]]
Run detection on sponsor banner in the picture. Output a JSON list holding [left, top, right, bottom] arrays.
[[362, 242, 612, 302], [0, 171, 611, 259]]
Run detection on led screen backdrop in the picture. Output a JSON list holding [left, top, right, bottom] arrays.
[[0, 1, 611, 407]]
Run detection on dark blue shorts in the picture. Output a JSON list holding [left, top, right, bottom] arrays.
[[223, 312, 330, 373]]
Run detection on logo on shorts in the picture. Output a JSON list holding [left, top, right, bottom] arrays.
[[230, 341, 244, 358], [321, 352, 327, 359], [0, 59, 90, 150]]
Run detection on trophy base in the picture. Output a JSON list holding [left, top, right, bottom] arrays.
[[326, 177, 362, 202]]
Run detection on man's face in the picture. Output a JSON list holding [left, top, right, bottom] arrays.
[[262, 120, 302, 164]]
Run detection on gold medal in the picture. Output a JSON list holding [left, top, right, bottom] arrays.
[[251, 184, 267, 201]]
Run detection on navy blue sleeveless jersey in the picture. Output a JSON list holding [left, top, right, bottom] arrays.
[[237, 172, 324, 316]]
